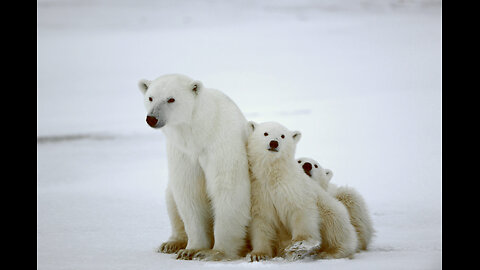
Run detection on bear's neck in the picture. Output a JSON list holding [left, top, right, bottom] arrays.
[[251, 152, 296, 183]]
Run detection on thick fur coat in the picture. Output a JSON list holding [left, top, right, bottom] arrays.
[[138, 74, 251, 261], [297, 157, 374, 252], [246, 121, 322, 261]]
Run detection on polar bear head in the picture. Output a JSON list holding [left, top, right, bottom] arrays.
[[296, 157, 333, 190], [247, 121, 301, 162], [138, 74, 202, 128]]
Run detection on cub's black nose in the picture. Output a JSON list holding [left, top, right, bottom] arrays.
[[146, 116, 158, 127], [302, 162, 312, 173], [269, 140, 279, 149]]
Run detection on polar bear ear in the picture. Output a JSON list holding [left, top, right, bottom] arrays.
[[292, 131, 302, 143], [191, 80, 203, 95], [138, 79, 151, 95], [325, 169, 333, 182], [247, 121, 257, 136]]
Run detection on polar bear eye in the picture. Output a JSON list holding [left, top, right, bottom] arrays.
[[298, 160, 301, 163], [264, 132, 268, 136], [314, 164, 318, 168], [281, 134, 285, 139], [148, 97, 153, 102], [167, 98, 175, 103]]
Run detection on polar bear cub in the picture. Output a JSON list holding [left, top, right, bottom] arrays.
[[246, 121, 357, 261], [246, 121, 322, 261], [297, 157, 374, 251]]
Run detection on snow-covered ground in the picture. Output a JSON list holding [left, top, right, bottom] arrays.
[[37, 0, 442, 269]]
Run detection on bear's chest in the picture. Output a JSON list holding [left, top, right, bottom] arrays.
[[163, 126, 204, 155]]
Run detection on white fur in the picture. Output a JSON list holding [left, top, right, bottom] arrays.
[[297, 157, 375, 252], [296, 157, 333, 190], [139, 74, 251, 261], [246, 121, 322, 261]]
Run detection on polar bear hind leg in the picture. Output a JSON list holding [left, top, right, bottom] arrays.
[[334, 187, 374, 251]]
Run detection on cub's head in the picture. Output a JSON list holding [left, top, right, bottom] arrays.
[[138, 74, 202, 128], [246, 121, 301, 162], [296, 157, 333, 190]]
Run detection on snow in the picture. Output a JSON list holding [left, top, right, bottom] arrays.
[[37, 0, 442, 269]]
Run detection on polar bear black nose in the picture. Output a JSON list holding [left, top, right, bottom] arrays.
[[269, 140, 278, 149], [146, 116, 158, 127], [302, 162, 312, 173]]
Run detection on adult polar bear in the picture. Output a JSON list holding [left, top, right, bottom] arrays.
[[138, 74, 251, 261]]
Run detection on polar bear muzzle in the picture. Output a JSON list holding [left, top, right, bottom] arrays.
[[302, 162, 313, 177], [146, 115, 165, 128], [268, 140, 279, 152], [146, 116, 158, 127]]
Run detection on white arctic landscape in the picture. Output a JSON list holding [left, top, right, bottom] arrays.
[[37, 0, 442, 269]]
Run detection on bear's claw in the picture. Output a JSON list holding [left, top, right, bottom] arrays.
[[157, 240, 187, 254], [248, 252, 270, 262], [192, 249, 226, 261], [176, 249, 199, 260]]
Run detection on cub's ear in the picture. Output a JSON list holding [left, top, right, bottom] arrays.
[[191, 80, 203, 95], [247, 121, 257, 136], [138, 79, 151, 95], [292, 131, 302, 143], [325, 169, 334, 182]]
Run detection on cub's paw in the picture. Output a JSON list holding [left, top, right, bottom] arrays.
[[176, 249, 200, 260], [192, 249, 227, 261], [157, 240, 187, 254], [248, 252, 270, 262], [284, 239, 321, 261]]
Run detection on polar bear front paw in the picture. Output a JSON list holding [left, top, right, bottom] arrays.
[[192, 249, 227, 261], [176, 248, 200, 260], [248, 252, 270, 262], [157, 240, 187, 254], [284, 239, 321, 261]]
